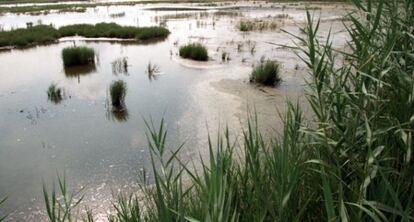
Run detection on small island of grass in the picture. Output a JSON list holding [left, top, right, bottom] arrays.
[[0, 23, 170, 48], [62, 46, 95, 67], [179, 43, 208, 61]]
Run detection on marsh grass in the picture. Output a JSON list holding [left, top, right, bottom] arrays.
[[179, 43, 208, 61], [42, 174, 84, 222], [38, 0, 414, 221], [110, 80, 127, 109], [0, 25, 59, 47], [250, 60, 281, 86], [0, 23, 170, 48], [62, 46, 95, 67], [146, 62, 160, 81], [0, 197, 6, 222], [221, 51, 229, 62], [47, 83, 63, 104], [238, 19, 280, 32]]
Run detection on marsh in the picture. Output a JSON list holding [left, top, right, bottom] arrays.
[[0, 1, 355, 221]]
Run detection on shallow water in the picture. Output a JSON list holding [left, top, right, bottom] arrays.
[[0, 2, 351, 221]]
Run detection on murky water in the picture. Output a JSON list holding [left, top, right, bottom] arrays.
[[0, 2, 351, 221]]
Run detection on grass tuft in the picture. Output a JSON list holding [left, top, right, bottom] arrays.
[[179, 43, 208, 61], [61, 46, 95, 67], [110, 80, 127, 109], [47, 83, 63, 104], [250, 60, 281, 86]]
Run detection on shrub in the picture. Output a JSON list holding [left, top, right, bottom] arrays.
[[250, 60, 281, 86], [110, 80, 127, 109], [179, 43, 208, 61], [61, 46, 95, 67]]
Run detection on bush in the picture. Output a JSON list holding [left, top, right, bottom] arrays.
[[110, 80, 127, 109], [61, 46, 95, 67], [179, 43, 208, 61], [250, 60, 281, 86]]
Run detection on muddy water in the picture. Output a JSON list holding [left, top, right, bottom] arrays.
[[0, 2, 351, 221]]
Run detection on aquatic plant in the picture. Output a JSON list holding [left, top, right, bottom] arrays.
[[47, 83, 63, 103], [250, 60, 281, 86], [179, 43, 208, 61], [221, 51, 229, 62], [238, 19, 280, 32], [110, 80, 127, 109], [61, 46, 95, 67], [136, 26, 171, 41], [43, 174, 84, 222]]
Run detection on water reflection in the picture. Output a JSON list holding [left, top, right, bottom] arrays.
[[146, 62, 160, 81], [111, 57, 129, 76], [63, 64, 97, 82], [107, 107, 129, 122]]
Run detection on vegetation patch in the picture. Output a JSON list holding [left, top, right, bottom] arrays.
[[47, 83, 63, 104], [61, 46, 95, 67], [179, 43, 208, 61], [110, 80, 127, 109], [238, 19, 281, 32], [0, 23, 170, 48], [0, 25, 59, 47], [250, 60, 281, 86]]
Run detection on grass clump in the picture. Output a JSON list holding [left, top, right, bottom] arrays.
[[47, 83, 63, 103], [110, 80, 127, 109], [61, 46, 95, 67], [250, 60, 281, 86], [179, 43, 208, 61], [238, 19, 280, 32]]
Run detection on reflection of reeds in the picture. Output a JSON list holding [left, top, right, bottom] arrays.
[[108, 108, 129, 122], [112, 57, 129, 76], [63, 64, 97, 79], [146, 62, 160, 81]]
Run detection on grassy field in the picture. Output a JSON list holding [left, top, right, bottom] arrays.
[[1, 0, 412, 221], [0, 23, 170, 47]]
